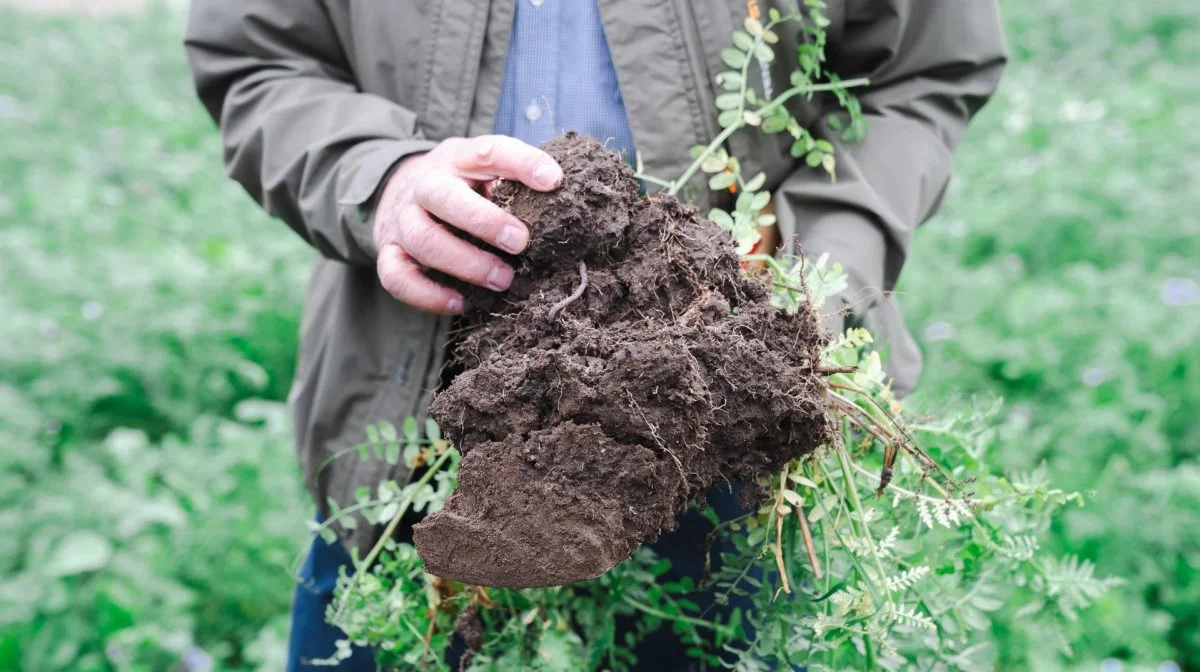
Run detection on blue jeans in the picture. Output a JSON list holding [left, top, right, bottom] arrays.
[[288, 483, 781, 671]]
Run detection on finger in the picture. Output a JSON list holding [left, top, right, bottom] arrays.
[[397, 210, 516, 292], [376, 243, 464, 314], [453, 135, 563, 191], [416, 176, 530, 254]]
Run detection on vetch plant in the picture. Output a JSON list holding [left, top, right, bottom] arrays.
[[311, 5, 1120, 670]]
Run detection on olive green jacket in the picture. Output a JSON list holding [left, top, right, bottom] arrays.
[[185, 0, 1005, 554]]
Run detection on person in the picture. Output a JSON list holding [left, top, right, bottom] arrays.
[[185, 1, 1005, 669]]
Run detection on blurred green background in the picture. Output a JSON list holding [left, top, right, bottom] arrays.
[[0, 1, 1196, 670]]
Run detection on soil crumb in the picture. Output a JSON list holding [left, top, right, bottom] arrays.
[[413, 134, 832, 588]]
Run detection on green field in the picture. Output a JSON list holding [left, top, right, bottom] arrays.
[[0, 2, 1196, 670]]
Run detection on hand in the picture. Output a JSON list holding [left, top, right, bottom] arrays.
[[372, 135, 564, 314]]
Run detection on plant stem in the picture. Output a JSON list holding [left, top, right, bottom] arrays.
[[637, 172, 673, 189], [669, 124, 742, 196], [772, 467, 792, 595], [798, 501, 822, 580], [864, 633, 878, 668], [333, 447, 456, 622], [667, 77, 870, 196], [835, 443, 894, 607], [622, 597, 726, 633]]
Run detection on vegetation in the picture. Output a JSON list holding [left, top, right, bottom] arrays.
[[0, 1, 1195, 670]]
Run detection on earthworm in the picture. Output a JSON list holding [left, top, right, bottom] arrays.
[[547, 261, 589, 320]]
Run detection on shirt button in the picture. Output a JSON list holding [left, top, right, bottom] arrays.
[[525, 103, 542, 122]]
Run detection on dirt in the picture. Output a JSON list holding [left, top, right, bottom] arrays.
[[412, 134, 832, 588]]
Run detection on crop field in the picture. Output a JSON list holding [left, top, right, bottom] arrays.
[[0, 1, 1196, 670]]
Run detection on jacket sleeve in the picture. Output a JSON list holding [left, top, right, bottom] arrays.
[[184, 0, 437, 266], [774, 0, 1006, 309]]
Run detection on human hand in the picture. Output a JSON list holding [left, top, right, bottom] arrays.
[[372, 135, 564, 314]]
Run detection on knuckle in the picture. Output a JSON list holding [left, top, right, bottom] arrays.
[[404, 225, 439, 260], [416, 177, 450, 209], [438, 137, 464, 155], [378, 267, 408, 298], [465, 207, 497, 237], [473, 137, 497, 167]]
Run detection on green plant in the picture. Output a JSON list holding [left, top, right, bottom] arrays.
[[0, 8, 311, 670], [318, 6, 1119, 670], [4, 1, 1189, 670]]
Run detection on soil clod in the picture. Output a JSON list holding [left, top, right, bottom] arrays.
[[413, 134, 832, 588]]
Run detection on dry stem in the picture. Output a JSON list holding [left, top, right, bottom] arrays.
[[798, 503, 823, 580]]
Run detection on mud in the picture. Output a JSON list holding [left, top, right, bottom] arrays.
[[413, 134, 832, 588]]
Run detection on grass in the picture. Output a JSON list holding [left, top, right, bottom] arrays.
[[0, 1, 1196, 670]]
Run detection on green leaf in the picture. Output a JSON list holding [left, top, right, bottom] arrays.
[[789, 473, 820, 489], [753, 42, 775, 63], [735, 191, 753, 213], [762, 30, 779, 45], [790, 139, 807, 158], [708, 172, 737, 191], [746, 526, 767, 547], [700, 156, 727, 173], [378, 420, 397, 443], [402, 416, 419, 441], [46, 532, 112, 577], [742, 110, 762, 126], [743, 17, 764, 37], [377, 502, 399, 523], [688, 144, 708, 159], [424, 418, 441, 441], [757, 213, 777, 227], [806, 150, 824, 167], [385, 442, 401, 465], [751, 192, 771, 211], [743, 172, 766, 192], [721, 48, 746, 69], [364, 424, 380, 444], [354, 486, 371, 506], [718, 70, 743, 91], [707, 208, 734, 228], [357, 444, 369, 461], [717, 109, 741, 129], [714, 92, 743, 111], [731, 30, 754, 52], [799, 52, 817, 72], [761, 115, 788, 134], [340, 515, 357, 530], [815, 139, 835, 153], [972, 595, 1006, 612], [768, 7, 782, 21]]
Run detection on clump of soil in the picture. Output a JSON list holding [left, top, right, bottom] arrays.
[[413, 134, 832, 588]]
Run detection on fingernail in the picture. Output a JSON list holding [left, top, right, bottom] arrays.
[[486, 265, 514, 291], [446, 297, 464, 313], [533, 162, 563, 190], [496, 225, 529, 254]]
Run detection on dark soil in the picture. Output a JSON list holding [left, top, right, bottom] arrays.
[[413, 134, 832, 588]]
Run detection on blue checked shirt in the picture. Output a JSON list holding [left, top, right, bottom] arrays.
[[494, 0, 636, 161]]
